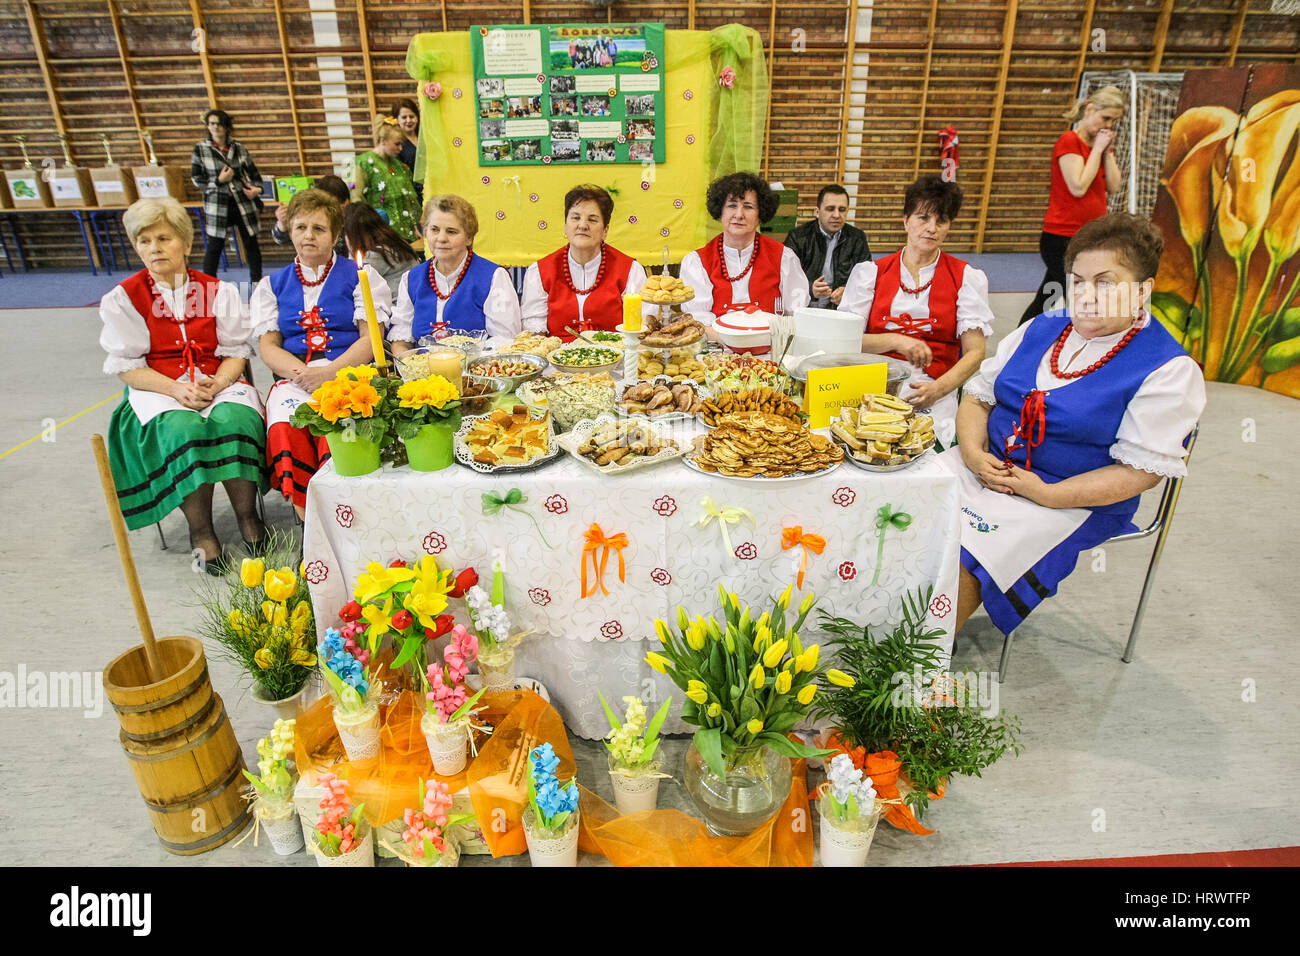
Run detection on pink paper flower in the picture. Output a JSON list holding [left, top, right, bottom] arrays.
[[422, 81, 442, 101], [718, 66, 736, 89]]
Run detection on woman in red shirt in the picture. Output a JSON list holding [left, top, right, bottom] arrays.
[[1018, 86, 1124, 326]]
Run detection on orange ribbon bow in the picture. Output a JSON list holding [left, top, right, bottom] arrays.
[[581, 523, 628, 598], [780, 526, 826, 590]]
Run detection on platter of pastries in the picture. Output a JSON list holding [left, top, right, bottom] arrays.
[[641, 272, 695, 304], [618, 377, 707, 420], [686, 410, 843, 480], [698, 387, 803, 428], [639, 313, 706, 348], [454, 405, 559, 473], [557, 414, 684, 475], [636, 347, 707, 383], [829, 393, 936, 470]]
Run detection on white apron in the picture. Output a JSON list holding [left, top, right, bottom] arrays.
[[937, 446, 1090, 592], [265, 358, 332, 429], [127, 374, 264, 427]]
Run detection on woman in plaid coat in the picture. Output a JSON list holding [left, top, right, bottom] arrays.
[[191, 109, 264, 283]]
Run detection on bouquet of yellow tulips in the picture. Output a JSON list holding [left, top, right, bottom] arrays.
[[646, 584, 850, 778], [196, 529, 317, 701]]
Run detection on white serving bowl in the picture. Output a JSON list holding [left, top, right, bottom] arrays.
[[714, 311, 774, 354]]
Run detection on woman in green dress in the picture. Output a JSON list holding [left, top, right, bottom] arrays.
[[100, 197, 268, 572], [353, 117, 421, 244]]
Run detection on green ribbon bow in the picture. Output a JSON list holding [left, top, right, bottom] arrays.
[[481, 488, 553, 549], [872, 504, 913, 586]]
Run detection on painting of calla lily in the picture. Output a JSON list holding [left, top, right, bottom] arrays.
[[1151, 68, 1300, 395]]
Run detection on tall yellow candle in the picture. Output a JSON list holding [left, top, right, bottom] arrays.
[[623, 292, 642, 332], [354, 253, 387, 369]]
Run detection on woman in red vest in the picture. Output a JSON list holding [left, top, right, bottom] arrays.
[[100, 197, 267, 572], [521, 184, 647, 339], [1018, 86, 1124, 326], [839, 175, 992, 447], [679, 171, 809, 325]]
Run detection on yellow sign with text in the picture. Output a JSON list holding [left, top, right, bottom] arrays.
[[804, 363, 888, 429]]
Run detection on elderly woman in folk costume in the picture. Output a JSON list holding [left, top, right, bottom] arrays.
[[944, 214, 1204, 639], [100, 197, 267, 572], [390, 194, 521, 351], [839, 174, 993, 448], [521, 184, 647, 340], [679, 171, 810, 328], [251, 189, 392, 517]]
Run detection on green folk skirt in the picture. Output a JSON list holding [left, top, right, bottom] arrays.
[[107, 391, 269, 531]]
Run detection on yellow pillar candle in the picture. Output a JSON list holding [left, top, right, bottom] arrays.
[[354, 254, 387, 369], [623, 291, 642, 332]]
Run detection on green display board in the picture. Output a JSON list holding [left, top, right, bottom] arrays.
[[470, 22, 666, 168]]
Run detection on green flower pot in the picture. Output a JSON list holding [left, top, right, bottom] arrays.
[[404, 422, 455, 472], [325, 432, 381, 477]]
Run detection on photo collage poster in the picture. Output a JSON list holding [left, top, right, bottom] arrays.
[[470, 22, 666, 167]]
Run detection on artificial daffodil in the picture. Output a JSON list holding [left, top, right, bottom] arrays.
[[354, 560, 416, 604]]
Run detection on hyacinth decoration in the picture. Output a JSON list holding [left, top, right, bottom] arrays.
[[314, 772, 367, 856], [242, 718, 297, 804], [527, 743, 579, 832], [425, 624, 485, 723], [599, 693, 672, 770], [398, 778, 475, 863], [317, 626, 371, 713], [824, 753, 879, 824], [464, 583, 512, 650]]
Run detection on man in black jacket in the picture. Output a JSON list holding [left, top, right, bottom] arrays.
[[784, 185, 871, 309]]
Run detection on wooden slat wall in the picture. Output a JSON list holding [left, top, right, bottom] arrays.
[[0, 0, 1296, 268]]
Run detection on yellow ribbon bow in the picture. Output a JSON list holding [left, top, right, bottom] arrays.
[[696, 496, 755, 558], [781, 526, 827, 590], [501, 174, 522, 208], [581, 523, 629, 598]]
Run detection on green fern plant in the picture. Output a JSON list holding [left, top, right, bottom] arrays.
[[813, 587, 1023, 818]]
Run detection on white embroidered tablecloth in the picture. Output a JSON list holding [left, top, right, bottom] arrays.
[[303, 452, 961, 739]]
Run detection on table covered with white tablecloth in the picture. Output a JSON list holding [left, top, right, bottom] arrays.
[[302, 451, 961, 739]]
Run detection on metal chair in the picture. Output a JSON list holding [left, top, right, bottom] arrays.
[[997, 424, 1200, 682]]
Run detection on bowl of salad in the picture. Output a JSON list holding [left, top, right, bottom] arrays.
[[466, 353, 548, 387], [703, 353, 793, 394], [547, 345, 623, 375], [583, 329, 626, 348]]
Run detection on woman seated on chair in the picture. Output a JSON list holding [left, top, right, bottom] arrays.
[[390, 194, 521, 351], [839, 174, 992, 448], [945, 213, 1205, 638], [251, 189, 392, 518], [521, 184, 647, 340], [100, 197, 267, 572], [678, 171, 810, 325]]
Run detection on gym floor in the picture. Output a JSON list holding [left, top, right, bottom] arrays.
[[1, 263, 1296, 866]]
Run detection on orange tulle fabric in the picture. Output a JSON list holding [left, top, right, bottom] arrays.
[[294, 679, 818, 864], [577, 757, 813, 866], [819, 731, 945, 835]]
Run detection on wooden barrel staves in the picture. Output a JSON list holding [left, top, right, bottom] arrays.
[[104, 635, 251, 855]]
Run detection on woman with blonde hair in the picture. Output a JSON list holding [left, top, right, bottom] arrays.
[[100, 197, 267, 570], [390, 194, 520, 348], [1019, 85, 1125, 326], [352, 117, 422, 243]]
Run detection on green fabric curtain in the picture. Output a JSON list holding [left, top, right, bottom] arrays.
[[405, 46, 454, 185], [707, 24, 769, 178]]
